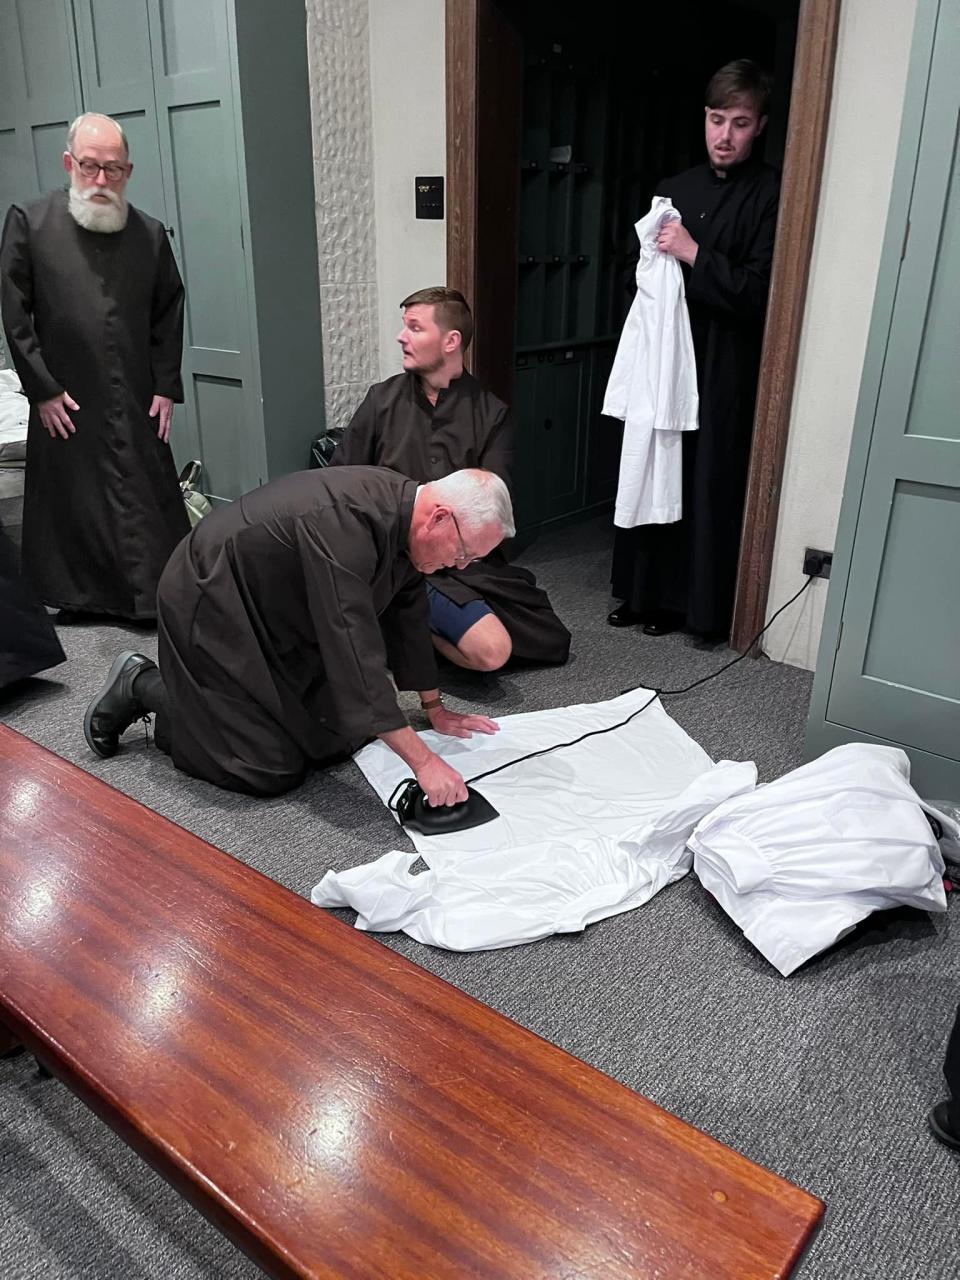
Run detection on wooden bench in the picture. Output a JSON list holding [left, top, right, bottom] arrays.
[[0, 723, 823, 1278]]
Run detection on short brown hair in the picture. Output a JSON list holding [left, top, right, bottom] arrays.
[[705, 59, 773, 117], [400, 286, 474, 351]]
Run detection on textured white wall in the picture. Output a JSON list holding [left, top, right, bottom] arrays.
[[305, 0, 380, 430], [369, 1, 447, 381], [762, 0, 919, 669]]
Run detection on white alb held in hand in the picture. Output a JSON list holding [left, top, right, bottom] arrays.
[[603, 196, 699, 528]]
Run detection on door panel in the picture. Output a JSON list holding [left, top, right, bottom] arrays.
[[192, 375, 247, 499], [157, 0, 219, 77], [166, 101, 243, 352], [83, 0, 153, 93], [511, 361, 540, 527], [31, 121, 71, 192], [818, 2, 960, 785], [14, 0, 79, 116], [536, 354, 586, 521], [146, 0, 261, 499], [585, 344, 622, 507], [0, 0, 81, 218], [73, 0, 168, 225], [861, 481, 958, 704], [905, 135, 960, 443]]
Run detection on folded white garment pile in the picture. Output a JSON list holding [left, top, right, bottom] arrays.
[[689, 743, 954, 976], [312, 688, 757, 950], [0, 369, 28, 466]]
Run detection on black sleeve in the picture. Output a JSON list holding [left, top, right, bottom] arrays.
[[478, 405, 515, 493], [295, 518, 409, 740], [150, 232, 185, 401], [685, 189, 780, 320], [379, 570, 439, 692], [329, 387, 378, 466], [0, 205, 62, 403]]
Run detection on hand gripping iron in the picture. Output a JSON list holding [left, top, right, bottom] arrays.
[[388, 778, 499, 836]]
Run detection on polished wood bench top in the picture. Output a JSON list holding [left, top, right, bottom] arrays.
[[0, 724, 823, 1278]]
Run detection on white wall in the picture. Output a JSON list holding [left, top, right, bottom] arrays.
[[305, 0, 381, 430], [368, 0, 447, 381], [762, 0, 919, 669]]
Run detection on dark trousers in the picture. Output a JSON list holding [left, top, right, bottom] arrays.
[[945, 1004, 960, 1105], [135, 666, 171, 755]]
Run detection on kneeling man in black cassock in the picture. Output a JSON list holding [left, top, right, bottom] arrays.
[[331, 286, 571, 671], [83, 466, 512, 803]]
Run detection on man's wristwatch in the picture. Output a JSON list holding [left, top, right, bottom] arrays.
[[420, 695, 443, 711]]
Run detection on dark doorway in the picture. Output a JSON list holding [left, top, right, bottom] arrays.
[[446, 0, 840, 650]]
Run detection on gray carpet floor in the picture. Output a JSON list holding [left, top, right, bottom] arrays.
[[1, 516, 957, 1279]]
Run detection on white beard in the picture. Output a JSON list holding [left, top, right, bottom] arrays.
[[68, 186, 129, 234]]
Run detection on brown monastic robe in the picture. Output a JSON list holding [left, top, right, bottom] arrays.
[[157, 466, 438, 795]]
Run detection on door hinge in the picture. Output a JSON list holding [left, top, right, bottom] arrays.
[[900, 219, 910, 261], [835, 618, 843, 653]]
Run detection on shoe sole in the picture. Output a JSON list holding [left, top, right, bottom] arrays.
[[83, 649, 142, 758], [929, 1113, 960, 1150]]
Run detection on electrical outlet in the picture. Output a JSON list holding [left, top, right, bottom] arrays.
[[803, 547, 833, 579]]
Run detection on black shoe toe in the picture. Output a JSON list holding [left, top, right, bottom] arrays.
[[607, 604, 642, 628], [928, 1101, 960, 1150], [643, 612, 682, 637], [83, 650, 157, 759]]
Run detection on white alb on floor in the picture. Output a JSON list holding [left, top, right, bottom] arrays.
[[312, 688, 756, 950], [689, 743, 954, 976]]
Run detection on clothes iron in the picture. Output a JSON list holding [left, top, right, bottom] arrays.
[[388, 778, 499, 836]]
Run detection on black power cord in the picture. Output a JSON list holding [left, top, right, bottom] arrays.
[[464, 575, 815, 788]]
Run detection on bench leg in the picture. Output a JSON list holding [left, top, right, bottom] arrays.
[[0, 1020, 22, 1058]]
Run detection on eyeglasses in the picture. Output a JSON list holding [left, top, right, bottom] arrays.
[[69, 154, 130, 182], [450, 513, 478, 568]]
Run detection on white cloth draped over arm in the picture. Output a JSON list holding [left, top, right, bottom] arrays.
[[602, 197, 699, 528]]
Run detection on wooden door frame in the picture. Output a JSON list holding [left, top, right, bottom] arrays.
[[445, 0, 842, 653]]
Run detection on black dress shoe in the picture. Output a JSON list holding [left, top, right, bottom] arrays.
[[642, 612, 682, 637], [83, 650, 157, 758], [928, 1100, 960, 1150], [607, 603, 642, 628]]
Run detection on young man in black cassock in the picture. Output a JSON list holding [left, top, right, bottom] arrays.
[[609, 60, 780, 639], [331, 287, 571, 670], [0, 113, 188, 624]]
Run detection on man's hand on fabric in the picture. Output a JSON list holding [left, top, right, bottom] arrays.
[[38, 392, 78, 439], [428, 706, 500, 739], [415, 754, 469, 807], [656, 220, 699, 266], [149, 394, 174, 443]]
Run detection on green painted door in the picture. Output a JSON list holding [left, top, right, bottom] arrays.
[[806, 0, 960, 798], [1, 0, 262, 500], [145, 0, 262, 499], [0, 0, 82, 217], [73, 0, 262, 499], [72, 0, 168, 226]]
